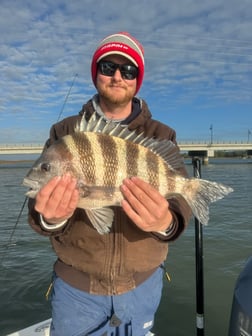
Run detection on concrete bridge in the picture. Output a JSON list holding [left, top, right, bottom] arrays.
[[1, 142, 252, 163], [0, 144, 44, 155], [179, 142, 252, 162]]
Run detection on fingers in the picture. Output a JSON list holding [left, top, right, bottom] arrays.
[[120, 177, 173, 232], [35, 174, 79, 222], [124, 177, 161, 203], [120, 178, 149, 217], [121, 177, 163, 212]]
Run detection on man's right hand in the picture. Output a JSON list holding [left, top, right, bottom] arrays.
[[34, 174, 79, 224]]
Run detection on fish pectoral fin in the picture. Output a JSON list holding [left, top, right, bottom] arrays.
[[85, 208, 114, 234]]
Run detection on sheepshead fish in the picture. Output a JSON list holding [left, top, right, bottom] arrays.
[[23, 113, 233, 234]]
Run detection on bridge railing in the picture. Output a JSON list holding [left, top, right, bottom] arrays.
[[0, 143, 44, 148], [178, 140, 252, 145], [1, 140, 252, 148]]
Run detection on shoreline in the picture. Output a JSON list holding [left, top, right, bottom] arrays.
[[0, 159, 34, 164]]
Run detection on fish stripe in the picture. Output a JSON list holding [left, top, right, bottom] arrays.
[[73, 132, 97, 184], [97, 133, 118, 188], [126, 141, 139, 177], [146, 150, 160, 189]]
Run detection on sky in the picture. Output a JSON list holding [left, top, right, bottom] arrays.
[[1, 0, 252, 144]]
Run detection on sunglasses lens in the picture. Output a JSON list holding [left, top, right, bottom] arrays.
[[98, 62, 138, 80], [99, 62, 117, 76], [120, 65, 138, 80]]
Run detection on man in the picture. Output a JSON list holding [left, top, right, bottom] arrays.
[[28, 32, 191, 336]]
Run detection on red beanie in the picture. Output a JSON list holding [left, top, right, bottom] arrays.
[[91, 32, 145, 94]]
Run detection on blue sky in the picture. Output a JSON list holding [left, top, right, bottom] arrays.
[[1, 0, 252, 144]]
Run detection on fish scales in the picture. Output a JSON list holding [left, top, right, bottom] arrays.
[[88, 133, 106, 186], [114, 134, 128, 188], [146, 147, 160, 190], [66, 132, 97, 185], [127, 140, 148, 182], [23, 113, 233, 234], [97, 132, 119, 189], [126, 137, 139, 178], [123, 138, 162, 191]]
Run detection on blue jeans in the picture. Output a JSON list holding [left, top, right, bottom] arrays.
[[50, 266, 164, 336]]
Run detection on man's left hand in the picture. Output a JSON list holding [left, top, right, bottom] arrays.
[[120, 177, 173, 232]]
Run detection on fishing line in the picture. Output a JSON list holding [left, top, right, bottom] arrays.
[[1, 74, 78, 268], [0, 197, 28, 266], [57, 73, 78, 122]]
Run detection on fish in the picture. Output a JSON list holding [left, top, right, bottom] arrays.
[[23, 113, 233, 234]]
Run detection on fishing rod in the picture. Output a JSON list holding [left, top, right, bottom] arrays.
[[0, 74, 78, 267], [192, 157, 205, 336], [57, 73, 78, 122]]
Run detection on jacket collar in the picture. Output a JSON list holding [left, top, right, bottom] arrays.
[[79, 95, 152, 130]]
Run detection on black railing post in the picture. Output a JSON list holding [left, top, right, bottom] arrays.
[[192, 157, 205, 335]]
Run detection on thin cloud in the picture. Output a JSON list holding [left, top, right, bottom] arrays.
[[0, 0, 252, 143]]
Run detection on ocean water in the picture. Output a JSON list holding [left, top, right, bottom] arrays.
[[0, 158, 251, 336]]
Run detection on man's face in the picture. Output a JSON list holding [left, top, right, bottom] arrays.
[[96, 54, 137, 106]]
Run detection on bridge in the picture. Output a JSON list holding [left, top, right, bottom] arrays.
[[179, 142, 252, 162], [0, 144, 44, 155], [1, 142, 252, 163]]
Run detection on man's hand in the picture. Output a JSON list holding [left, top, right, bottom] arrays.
[[35, 174, 79, 224], [120, 177, 173, 232]]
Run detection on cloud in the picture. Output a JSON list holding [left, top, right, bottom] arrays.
[[0, 0, 252, 143]]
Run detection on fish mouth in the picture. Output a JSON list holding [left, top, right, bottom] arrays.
[[22, 178, 40, 198]]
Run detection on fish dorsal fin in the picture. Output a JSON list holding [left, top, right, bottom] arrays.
[[76, 112, 184, 170]]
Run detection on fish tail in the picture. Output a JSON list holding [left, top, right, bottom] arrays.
[[181, 178, 233, 225]]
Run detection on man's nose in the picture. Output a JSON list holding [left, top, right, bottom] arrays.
[[112, 68, 123, 80]]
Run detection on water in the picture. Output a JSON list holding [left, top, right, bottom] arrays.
[[0, 159, 251, 336]]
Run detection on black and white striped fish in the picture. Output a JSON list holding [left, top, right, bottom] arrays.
[[23, 113, 233, 234]]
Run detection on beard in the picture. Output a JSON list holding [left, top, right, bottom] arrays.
[[98, 83, 135, 107]]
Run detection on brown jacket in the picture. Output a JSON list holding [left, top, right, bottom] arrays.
[[28, 97, 191, 295]]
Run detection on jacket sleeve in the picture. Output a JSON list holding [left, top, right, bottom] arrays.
[[151, 195, 192, 242], [28, 198, 70, 236]]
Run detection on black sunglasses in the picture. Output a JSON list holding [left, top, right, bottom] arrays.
[[98, 61, 138, 80]]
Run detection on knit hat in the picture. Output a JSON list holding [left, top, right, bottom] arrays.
[[91, 32, 145, 94]]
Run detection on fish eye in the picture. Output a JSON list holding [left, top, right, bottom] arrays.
[[41, 163, 51, 172]]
